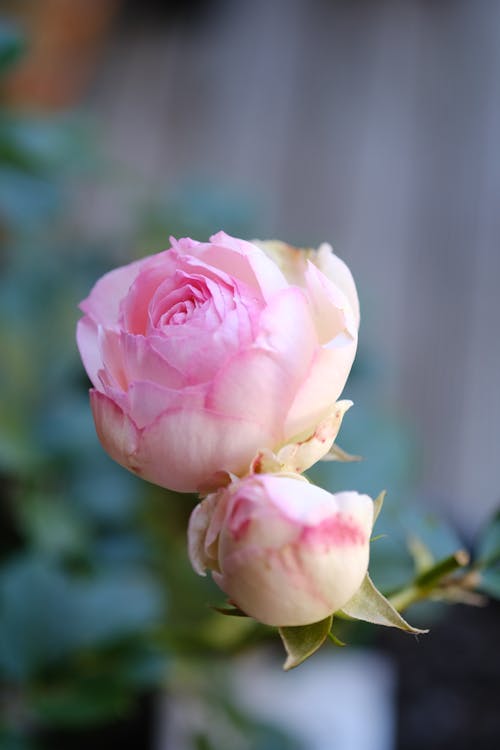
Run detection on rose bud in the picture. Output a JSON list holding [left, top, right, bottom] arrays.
[[188, 474, 373, 627], [77, 232, 358, 493]]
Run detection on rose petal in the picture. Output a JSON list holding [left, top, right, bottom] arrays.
[[96, 329, 186, 394], [276, 400, 353, 472], [188, 231, 289, 302], [284, 339, 357, 441], [304, 260, 357, 343], [252, 239, 310, 286], [121, 254, 175, 335], [127, 380, 206, 429], [213, 477, 374, 626], [90, 389, 141, 474], [76, 316, 102, 389], [188, 491, 229, 574], [80, 256, 149, 327], [135, 408, 277, 493], [150, 315, 242, 384], [207, 287, 318, 440], [187, 498, 213, 575], [315, 243, 360, 327], [207, 349, 289, 440]]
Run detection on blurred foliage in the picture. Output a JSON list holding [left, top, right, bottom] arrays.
[[0, 148, 163, 750], [476, 511, 500, 598], [0, 19, 269, 749], [0, 15, 498, 750], [0, 20, 24, 73]]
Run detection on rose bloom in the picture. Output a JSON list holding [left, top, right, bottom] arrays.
[[77, 232, 359, 492], [188, 474, 373, 626]]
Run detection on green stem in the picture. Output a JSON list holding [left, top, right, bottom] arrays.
[[388, 549, 470, 612], [415, 550, 469, 587]]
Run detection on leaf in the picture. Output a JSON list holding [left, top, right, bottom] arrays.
[[341, 574, 427, 634], [327, 630, 347, 647], [0, 555, 163, 679], [211, 605, 249, 617], [0, 21, 24, 72], [279, 615, 333, 670], [407, 533, 435, 574], [372, 490, 386, 526], [32, 677, 132, 727], [476, 512, 500, 600], [479, 567, 500, 599], [476, 510, 500, 566]]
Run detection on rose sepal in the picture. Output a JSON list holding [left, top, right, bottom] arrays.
[[250, 400, 353, 475], [340, 573, 428, 634], [279, 615, 333, 670]]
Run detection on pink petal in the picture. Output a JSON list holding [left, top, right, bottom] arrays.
[[304, 260, 357, 343], [187, 498, 213, 575], [254, 286, 318, 372], [136, 408, 276, 492], [76, 316, 102, 389], [315, 243, 360, 327], [187, 492, 229, 575], [80, 256, 150, 327], [283, 338, 357, 441], [150, 327, 231, 384], [207, 348, 289, 440], [127, 380, 206, 429], [121, 255, 175, 334], [187, 231, 289, 302], [207, 287, 318, 441], [90, 389, 141, 474], [99, 329, 185, 391], [276, 400, 353, 473]]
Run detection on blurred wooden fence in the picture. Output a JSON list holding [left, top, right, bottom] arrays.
[[86, 0, 500, 534]]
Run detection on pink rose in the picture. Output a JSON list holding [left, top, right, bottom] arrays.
[[188, 474, 373, 626], [77, 232, 358, 493]]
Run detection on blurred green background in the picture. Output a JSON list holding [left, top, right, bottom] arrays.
[[0, 3, 499, 750]]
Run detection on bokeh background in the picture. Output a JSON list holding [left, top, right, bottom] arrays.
[[0, 1, 499, 749]]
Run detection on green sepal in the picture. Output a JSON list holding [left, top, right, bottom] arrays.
[[279, 615, 333, 670], [407, 533, 435, 574], [372, 490, 386, 526], [211, 605, 249, 617], [327, 630, 347, 647], [340, 574, 428, 634]]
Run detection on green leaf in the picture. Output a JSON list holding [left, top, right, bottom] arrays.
[[479, 567, 500, 599], [372, 490, 386, 526], [0, 21, 24, 73], [477, 510, 500, 566], [32, 677, 132, 727], [341, 574, 427, 634], [476, 510, 500, 599], [211, 605, 249, 617], [279, 615, 332, 670], [327, 630, 347, 647], [0, 728, 35, 750], [407, 533, 435, 574], [0, 555, 163, 679]]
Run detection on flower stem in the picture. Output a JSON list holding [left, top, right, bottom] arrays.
[[388, 549, 470, 612]]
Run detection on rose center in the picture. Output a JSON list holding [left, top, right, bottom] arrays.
[[163, 299, 196, 326], [151, 280, 210, 331]]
